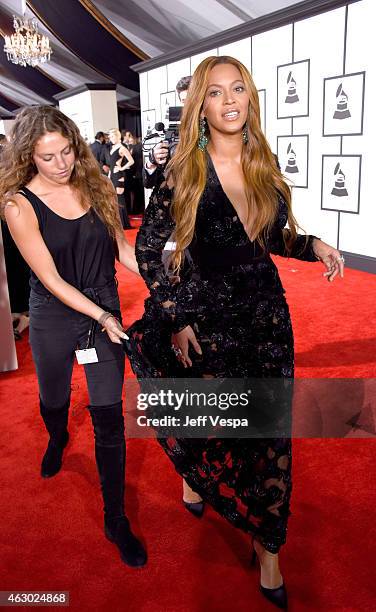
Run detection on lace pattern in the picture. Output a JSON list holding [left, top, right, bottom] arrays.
[[126, 157, 319, 552]]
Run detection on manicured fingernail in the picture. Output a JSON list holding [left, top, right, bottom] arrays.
[[122, 332, 129, 339]]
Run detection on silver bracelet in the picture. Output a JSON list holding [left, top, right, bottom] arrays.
[[98, 311, 113, 326]]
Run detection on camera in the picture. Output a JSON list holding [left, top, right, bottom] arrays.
[[164, 106, 182, 158], [142, 106, 182, 165]]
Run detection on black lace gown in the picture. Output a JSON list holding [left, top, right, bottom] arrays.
[[126, 155, 319, 553]]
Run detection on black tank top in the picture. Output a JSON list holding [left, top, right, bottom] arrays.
[[20, 186, 116, 294]]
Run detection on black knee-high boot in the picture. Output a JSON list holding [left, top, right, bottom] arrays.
[[88, 402, 147, 567], [40, 398, 70, 478], [117, 193, 132, 229]]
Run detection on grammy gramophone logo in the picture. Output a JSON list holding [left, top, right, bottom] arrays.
[[331, 162, 348, 197], [333, 83, 351, 119], [145, 114, 153, 136], [285, 71, 299, 104], [284, 143, 299, 174], [163, 97, 169, 122]]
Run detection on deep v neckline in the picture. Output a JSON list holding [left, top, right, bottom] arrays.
[[110, 143, 122, 156], [206, 152, 251, 239]]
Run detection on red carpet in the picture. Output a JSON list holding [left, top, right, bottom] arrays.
[[1, 224, 375, 611]]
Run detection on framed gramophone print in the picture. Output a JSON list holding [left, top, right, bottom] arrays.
[[323, 72, 365, 136], [277, 59, 310, 119]]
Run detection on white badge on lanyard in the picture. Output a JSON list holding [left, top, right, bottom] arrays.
[[75, 348, 98, 364], [75, 320, 99, 364]]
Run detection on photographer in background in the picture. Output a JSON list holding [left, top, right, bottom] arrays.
[[143, 76, 191, 189]]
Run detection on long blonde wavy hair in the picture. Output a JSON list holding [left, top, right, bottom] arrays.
[[0, 105, 122, 239], [167, 55, 303, 271]]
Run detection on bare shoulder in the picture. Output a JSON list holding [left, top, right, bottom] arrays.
[[120, 145, 130, 156], [4, 192, 38, 226]]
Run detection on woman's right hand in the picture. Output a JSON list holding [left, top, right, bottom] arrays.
[[101, 314, 129, 344], [152, 141, 169, 166], [171, 325, 202, 368]]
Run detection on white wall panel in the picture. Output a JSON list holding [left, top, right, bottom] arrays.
[[139, 71, 149, 115], [218, 38, 252, 72], [167, 57, 191, 93], [147, 66, 168, 115], [190, 48, 218, 73], [0, 119, 14, 138], [91, 90, 119, 135], [252, 25, 292, 144], [339, 0, 376, 257], [59, 90, 118, 143], [59, 91, 93, 142], [292, 7, 346, 246]]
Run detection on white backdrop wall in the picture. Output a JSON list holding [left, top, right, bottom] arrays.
[[58, 91, 94, 143], [138, 0, 375, 259], [58, 89, 118, 143], [0, 225, 18, 372], [0, 119, 15, 138]]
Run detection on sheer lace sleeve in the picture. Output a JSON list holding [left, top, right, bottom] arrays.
[[269, 194, 320, 262], [142, 165, 166, 190], [135, 181, 191, 332]]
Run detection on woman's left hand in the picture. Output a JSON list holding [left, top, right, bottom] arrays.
[[312, 238, 345, 282], [101, 314, 129, 344], [171, 326, 202, 368]]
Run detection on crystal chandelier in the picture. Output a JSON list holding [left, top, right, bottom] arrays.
[[3, 16, 52, 68]]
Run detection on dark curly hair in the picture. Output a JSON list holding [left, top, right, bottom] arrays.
[[0, 105, 122, 239]]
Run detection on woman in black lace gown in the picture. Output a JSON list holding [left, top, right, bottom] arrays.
[[126, 56, 344, 608]]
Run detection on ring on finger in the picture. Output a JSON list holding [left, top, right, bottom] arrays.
[[171, 345, 182, 357]]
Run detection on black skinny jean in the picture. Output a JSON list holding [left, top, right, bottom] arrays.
[[29, 280, 125, 410]]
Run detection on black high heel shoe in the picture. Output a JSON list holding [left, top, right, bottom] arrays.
[[251, 542, 288, 610], [183, 500, 205, 518]]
